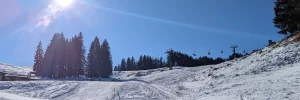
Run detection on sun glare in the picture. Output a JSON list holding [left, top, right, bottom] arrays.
[[55, 0, 73, 7]]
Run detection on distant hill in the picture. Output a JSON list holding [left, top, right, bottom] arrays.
[[0, 63, 32, 76]]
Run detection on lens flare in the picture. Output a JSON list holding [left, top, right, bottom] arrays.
[[55, 0, 73, 7]]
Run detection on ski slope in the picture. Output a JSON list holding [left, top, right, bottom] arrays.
[[1, 36, 300, 100]]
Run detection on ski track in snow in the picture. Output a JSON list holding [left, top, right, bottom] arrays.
[[2, 37, 300, 99]]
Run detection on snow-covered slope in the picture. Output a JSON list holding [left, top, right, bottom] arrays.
[[0, 63, 32, 76], [1, 36, 300, 100]]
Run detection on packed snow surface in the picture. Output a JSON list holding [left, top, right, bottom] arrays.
[[1, 37, 300, 100]]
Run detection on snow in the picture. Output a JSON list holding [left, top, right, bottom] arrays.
[[0, 91, 43, 100], [0, 63, 32, 76], [1, 36, 300, 99]]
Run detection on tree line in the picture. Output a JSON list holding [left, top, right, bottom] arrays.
[[115, 49, 240, 71], [33, 32, 112, 78], [165, 49, 227, 70], [114, 55, 167, 71], [34, 33, 246, 75]]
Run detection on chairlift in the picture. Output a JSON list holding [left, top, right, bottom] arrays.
[[221, 50, 223, 53], [193, 50, 197, 56], [208, 50, 211, 55], [193, 53, 197, 56]]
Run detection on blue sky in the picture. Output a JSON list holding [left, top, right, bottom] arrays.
[[0, 0, 284, 66]]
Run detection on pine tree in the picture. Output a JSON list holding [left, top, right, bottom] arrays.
[[40, 33, 60, 77], [120, 58, 126, 71], [117, 64, 121, 71], [166, 49, 174, 70], [86, 40, 95, 77], [142, 55, 147, 70], [86, 37, 101, 77], [137, 55, 143, 70], [147, 56, 154, 69], [100, 39, 113, 78], [131, 57, 136, 70], [76, 32, 86, 76], [55, 33, 66, 78], [65, 39, 72, 77], [114, 66, 118, 71], [159, 57, 163, 68], [66, 38, 74, 77], [69, 35, 78, 77], [273, 0, 300, 35], [214, 57, 225, 64], [126, 57, 132, 70], [33, 41, 44, 73]]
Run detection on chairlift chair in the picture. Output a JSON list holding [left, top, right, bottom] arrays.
[[193, 49, 197, 56], [193, 53, 197, 56]]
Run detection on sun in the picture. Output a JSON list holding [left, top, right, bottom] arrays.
[[55, 0, 74, 7]]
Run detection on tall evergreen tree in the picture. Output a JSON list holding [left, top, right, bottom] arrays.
[[137, 55, 143, 70], [39, 33, 59, 77], [71, 35, 78, 77], [117, 64, 121, 71], [65, 39, 72, 77], [33, 41, 44, 73], [142, 55, 147, 70], [86, 37, 101, 77], [99, 39, 113, 78], [66, 38, 74, 77], [159, 57, 163, 68], [114, 66, 118, 71], [273, 0, 300, 35], [126, 57, 132, 70], [75, 32, 86, 76], [166, 49, 174, 70], [120, 58, 126, 71], [55, 33, 66, 78], [131, 57, 136, 70], [36, 32, 86, 78]]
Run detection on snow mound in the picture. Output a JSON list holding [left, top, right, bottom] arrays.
[[0, 63, 32, 76]]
